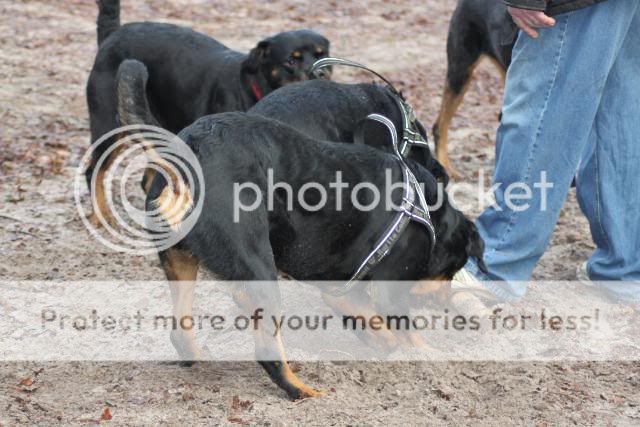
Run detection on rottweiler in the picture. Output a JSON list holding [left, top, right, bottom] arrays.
[[249, 79, 448, 186], [85, 0, 330, 225], [116, 59, 485, 400], [433, 0, 513, 177]]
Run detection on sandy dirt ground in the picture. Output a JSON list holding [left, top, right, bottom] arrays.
[[0, 0, 638, 425]]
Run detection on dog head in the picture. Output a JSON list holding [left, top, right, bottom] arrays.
[[411, 169, 486, 283], [242, 29, 331, 89], [426, 200, 486, 282]]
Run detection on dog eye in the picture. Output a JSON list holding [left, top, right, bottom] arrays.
[[286, 58, 297, 67]]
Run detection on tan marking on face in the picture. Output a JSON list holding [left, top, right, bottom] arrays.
[[410, 277, 451, 296], [271, 69, 280, 78], [315, 47, 324, 56], [291, 51, 302, 59], [153, 181, 193, 231]]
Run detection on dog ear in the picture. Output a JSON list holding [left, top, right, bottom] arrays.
[[243, 39, 271, 74]]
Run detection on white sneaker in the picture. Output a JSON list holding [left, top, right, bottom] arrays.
[[576, 261, 592, 285], [450, 268, 499, 317]]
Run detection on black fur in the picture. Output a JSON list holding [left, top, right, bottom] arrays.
[[108, 58, 484, 292], [250, 80, 448, 185], [118, 59, 485, 399], [96, 0, 120, 45], [153, 116, 481, 282], [86, 0, 330, 190], [445, 0, 512, 97]]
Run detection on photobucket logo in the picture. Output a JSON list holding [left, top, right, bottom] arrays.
[[75, 125, 204, 254], [447, 169, 554, 214], [233, 169, 443, 222], [232, 168, 554, 222]]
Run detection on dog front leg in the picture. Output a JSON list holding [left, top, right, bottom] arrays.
[[322, 289, 401, 352], [237, 282, 322, 400]]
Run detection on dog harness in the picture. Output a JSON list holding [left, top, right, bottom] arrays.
[[310, 57, 431, 157], [310, 58, 436, 296]]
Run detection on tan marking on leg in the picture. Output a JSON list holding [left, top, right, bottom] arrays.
[[162, 249, 200, 361], [234, 282, 322, 399], [142, 168, 156, 194], [279, 363, 323, 398], [88, 165, 110, 227], [153, 182, 193, 231], [434, 59, 482, 179], [87, 141, 132, 227], [411, 277, 451, 296], [271, 335, 323, 398]]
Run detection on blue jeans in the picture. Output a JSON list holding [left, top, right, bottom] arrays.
[[466, 0, 640, 302]]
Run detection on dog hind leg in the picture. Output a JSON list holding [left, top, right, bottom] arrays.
[[86, 70, 119, 227], [159, 248, 201, 364], [197, 208, 321, 400], [238, 280, 323, 400], [433, 20, 484, 179]]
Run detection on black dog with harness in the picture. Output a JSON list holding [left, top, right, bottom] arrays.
[[116, 59, 485, 400]]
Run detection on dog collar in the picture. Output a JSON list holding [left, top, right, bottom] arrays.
[[250, 81, 263, 101], [326, 114, 436, 297]]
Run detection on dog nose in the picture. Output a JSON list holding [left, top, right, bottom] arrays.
[[311, 68, 331, 80]]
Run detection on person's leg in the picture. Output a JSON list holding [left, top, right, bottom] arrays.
[[576, 6, 640, 301], [464, 0, 640, 301]]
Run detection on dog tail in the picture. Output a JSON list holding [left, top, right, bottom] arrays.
[[116, 60, 192, 226], [116, 59, 160, 128], [97, 0, 120, 45]]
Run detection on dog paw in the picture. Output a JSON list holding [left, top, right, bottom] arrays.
[[87, 211, 116, 228], [87, 212, 103, 228], [446, 165, 462, 181], [170, 330, 202, 362], [291, 386, 324, 400]]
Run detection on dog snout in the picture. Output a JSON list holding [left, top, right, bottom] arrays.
[[311, 67, 332, 80]]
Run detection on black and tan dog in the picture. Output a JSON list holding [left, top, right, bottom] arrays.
[[250, 79, 448, 186], [433, 0, 513, 177], [86, 0, 330, 224], [116, 59, 485, 399]]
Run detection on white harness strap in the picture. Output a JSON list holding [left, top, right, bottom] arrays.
[[310, 58, 436, 297], [326, 115, 436, 297]]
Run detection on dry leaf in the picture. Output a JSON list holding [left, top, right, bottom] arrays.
[[19, 377, 34, 387], [101, 407, 113, 421], [231, 395, 253, 411]]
